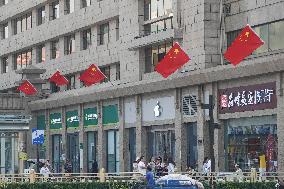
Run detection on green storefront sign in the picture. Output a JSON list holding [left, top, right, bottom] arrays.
[[84, 107, 98, 127], [66, 110, 79, 128], [50, 113, 62, 129], [102, 104, 119, 125], [37, 115, 46, 130]]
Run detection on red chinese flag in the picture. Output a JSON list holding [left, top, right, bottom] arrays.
[[155, 42, 190, 78], [79, 64, 106, 86], [17, 80, 37, 95], [224, 25, 264, 66], [49, 71, 69, 86]]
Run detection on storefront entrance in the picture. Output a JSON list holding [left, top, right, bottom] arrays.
[[67, 133, 80, 173], [147, 127, 175, 161], [87, 132, 98, 173], [52, 134, 62, 173], [224, 115, 277, 172], [0, 132, 19, 174]]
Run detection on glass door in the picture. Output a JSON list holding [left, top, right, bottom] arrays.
[[87, 132, 98, 172], [52, 134, 62, 173], [67, 133, 80, 173]]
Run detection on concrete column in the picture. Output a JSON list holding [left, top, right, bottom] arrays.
[[196, 85, 207, 172], [75, 31, 81, 52], [1, 137, 5, 174], [91, 25, 98, 47], [212, 83, 225, 171], [45, 3, 51, 22], [45, 42, 51, 61], [74, 0, 81, 10], [110, 64, 116, 82], [78, 104, 86, 172], [135, 95, 146, 157], [118, 97, 127, 172], [18, 132, 24, 173], [59, 0, 65, 17], [45, 109, 52, 161], [11, 137, 15, 173], [97, 101, 106, 169], [8, 20, 13, 37], [174, 88, 186, 171], [32, 9, 37, 27], [7, 54, 14, 71], [277, 73, 284, 171], [61, 107, 67, 172], [31, 47, 37, 65], [59, 37, 65, 59]]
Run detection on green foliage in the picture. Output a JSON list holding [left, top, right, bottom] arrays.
[[215, 181, 277, 189]]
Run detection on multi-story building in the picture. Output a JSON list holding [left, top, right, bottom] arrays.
[[0, 0, 284, 174]]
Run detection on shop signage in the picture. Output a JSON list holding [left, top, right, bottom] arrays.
[[154, 101, 162, 117], [219, 82, 277, 114], [102, 104, 119, 125], [66, 110, 79, 128], [49, 113, 62, 129], [32, 128, 44, 145], [84, 107, 98, 126]]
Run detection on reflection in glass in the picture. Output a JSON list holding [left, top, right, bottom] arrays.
[[269, 21, 284, 51], [254, 25, 268, 54]]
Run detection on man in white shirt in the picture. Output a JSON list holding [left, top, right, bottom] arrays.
[[40, 164, 51, 178], [137, 156, 146, 175]]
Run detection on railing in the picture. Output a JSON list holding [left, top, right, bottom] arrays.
[[0, 171, 283, 183]]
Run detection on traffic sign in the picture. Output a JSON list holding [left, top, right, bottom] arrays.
[[32, 128, 44, 145]]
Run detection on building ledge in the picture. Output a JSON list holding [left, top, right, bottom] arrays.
[[28, 53, 284, 111], [128, 28, 183, 50]]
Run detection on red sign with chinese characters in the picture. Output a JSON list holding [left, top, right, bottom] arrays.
[[219, 82, 277, 114]]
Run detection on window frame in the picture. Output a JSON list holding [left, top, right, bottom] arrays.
[[1, 56, 8, 73], [37, 6, 46, 26], [50, 40, 60, 59]]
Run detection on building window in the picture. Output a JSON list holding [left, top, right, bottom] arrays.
[[14, 49, 32, 70], [144, 0, 173, 21], [13, 12, 32, 35], [145, 40, 173, 73], [116, 19, 119, 41], [65, 0, 75, 14], [51, 40, 60, 59], [66, 75, 75, 90], [37, 6, 46, 25], [0, 23, 8, 39], [50, 1, 59, 20], [1, 57, 8, 73], [269, 21, 284, 51], [36, 44, 46, 63], [99, 23, 109, 45], [227, 20, 284, 56], [50, 82, 60, 93], [144, 17, 173, 35], [82, 29, 91, 50], [116, 63, 120, 80], [0, 0, 8, 6], [81, 0, 91, 8], [64, 34, 75, 55], [100, 66, 110, 83]]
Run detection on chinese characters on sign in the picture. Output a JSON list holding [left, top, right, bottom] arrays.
[[219, 82, 276, 114]]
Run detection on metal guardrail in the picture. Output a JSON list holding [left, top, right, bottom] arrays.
[[0, 171, 283, 183]]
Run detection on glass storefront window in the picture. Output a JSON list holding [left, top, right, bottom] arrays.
[[107, 130, 119, 173], [269, 20, 284, 51], [225, 116, 277, 172], [67, 133, 80, 173], [87, 132, 97, 173], [52, 135, 62, 173], [0, 133, 19, 174]]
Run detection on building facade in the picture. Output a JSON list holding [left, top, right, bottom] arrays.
[[1, 0, 284, 173]]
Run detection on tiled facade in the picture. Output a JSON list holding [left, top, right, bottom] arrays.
[[1, 0, 284, 173]]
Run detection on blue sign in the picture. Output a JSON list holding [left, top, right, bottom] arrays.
[[32, 128, 44, 145]]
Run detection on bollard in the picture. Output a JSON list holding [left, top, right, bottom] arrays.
[[250, 168, 257, 182], [99, 168, 106, 182], [29, 169, 36, 183]]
